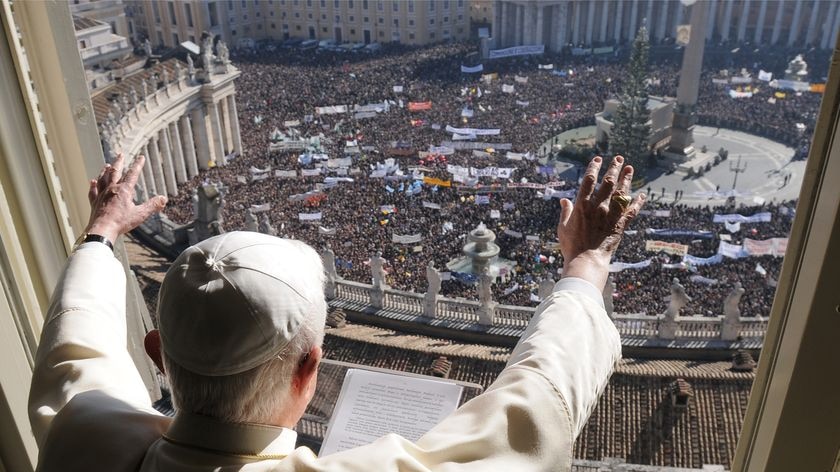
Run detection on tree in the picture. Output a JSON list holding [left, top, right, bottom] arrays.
[[610, 24, 652, 168]]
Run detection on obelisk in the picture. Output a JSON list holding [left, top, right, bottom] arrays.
[[667, 0, 709, 161]]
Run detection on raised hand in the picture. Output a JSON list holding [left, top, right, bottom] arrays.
[[557, 155, 645, 290], [85, 153, 167, 244]]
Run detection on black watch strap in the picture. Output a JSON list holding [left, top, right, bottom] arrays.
[[80, 233, 114, 252]]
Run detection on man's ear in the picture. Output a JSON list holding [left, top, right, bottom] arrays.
[[144, 329, 165, 374], [294, 346, 322, 394]]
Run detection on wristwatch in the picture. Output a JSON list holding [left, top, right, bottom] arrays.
[[73, 233, 114, 252]]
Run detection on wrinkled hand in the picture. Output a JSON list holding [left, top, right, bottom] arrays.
[[85, 153, 167, 243], [557, 155, 645, 289]]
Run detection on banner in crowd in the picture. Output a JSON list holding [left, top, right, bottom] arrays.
[[608, 259, 652, 273], [810, 83, 826, 93], [645, 240, 689, 256], [452, 132, 476, 140], [504, 229, 523, 238], [301, 168, 322, 177], [475, 195, 490, 205], [288, 190, 323, 202], [503, 283, 520, 296], [507, 181, 566, 189], [712, 78, 729, 85], [318, 226, 336, 236], [269, 141, 306, 152], [505, 151, 532, 161], [728, 89, 753, 99], [447, 165, 515, 179], [284, 120, 300, 128], [441, 141, 512, 150], [392, 233, 423, 244], [725, 220, 741, 233], [250, 203, 271, 213], [758, 70, 773, 81], [461, 107, 474, 118], [460, 64, 484, 73], [251, 173, 270, 182], [275, 170, 297, 178], [393, 85, 404, 93], [514, 75, 528, 84], [298, 212, 323, 221], [503, 202, 516, 210], [713, 212, 772, 223], [423, 176, 451, 187], [422, 201, 441, 210], [236, 176, 247, 184], [718, 241, 747, 258], [645, 228, 714, 239], [354, 102, 388, 113], [683, 254, 723, 266], [730, 76, 753, 84], [481, 72, 499, 83], [323, 177, 353, 185], [538, 63, 554, 70], [501, 84, 515, 94], [472, 150, 492, 158], [744, 237, 788, 257], [490, 209, 501, 219], [690, 275, 719, 285], [327, 157, 353, 168], [771, 79, 811, 92], [428, 145, 455, 155], [488, 44, 545, 59], [445, 125, 501, 136], [525, 235, 540, 242], [640, 209, 671, 217], [354, 111, 378, 120], [315, 105, 348, 115], [408, 101, 432, 111], [515, 100, 530, 107], [540, 188, 576, 199]]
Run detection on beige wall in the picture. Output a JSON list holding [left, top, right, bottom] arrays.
[[132, 0, 470, 49]]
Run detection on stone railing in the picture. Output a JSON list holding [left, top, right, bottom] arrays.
[[330, 279, 767, 344]]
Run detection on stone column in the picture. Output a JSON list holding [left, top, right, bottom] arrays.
[[535, 5, 544, 46], [515, 4, 523, 45], [645, 0, 655, 36], [614, 0, 624, 43], [737, 0, 750, 42], [227, 94, 243, 155], [788, 0, 804, 46], [706, 0, 718, 40], [180, 115, 199, 178], [207, 100, 226, 166], [673, 2, 685, 34], [522, 3, 533, 44], [220, 95, 234, 154], [657, 0, 669, 40], [147, 136, 167, 197], [572, 1, 581, 44], [141, 143, 157, 196], [628, 0, 638, 41], [821, 1, 839, 50], [585, 1, 595, 45], [190, 106, 212, 170], [168, 121, 187, 184], [769, 0, 784, 44], [599, 0, 609, 43], [721, 0, 734, 41], [136, 167, 149, 202], [754, 0, 768, 43], [805, 0, 821, 46], [831, 3, 840, 50], [158, 127, 178, 196]]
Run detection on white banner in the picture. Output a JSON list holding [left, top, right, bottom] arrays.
[[718, 241, 747, 258], [318, 226, 336, 236], [393, 85, 404, 93], [504, 229, 523, 238], [771, 79, 811, 91], [391, 233, 423, 244], [713, 212, 772, 223], [445, 125, 501, 136], [475, 195, 490, 205], [422, 201, 441, 210], [236, 175, 247, 184], [428, 145, 455, 155], [354, 102, 388, 113], [725, 220, 741, 233], [526, 235, 540, 242], [284, 119, 301, 127], [354, 111, 378, 120], [461, 107, 475, 118], [298, 212, 323, 221], [538, 63, 554, 70], [301, 168, 322, 177], [608, 259, 652, 273], [315, 105, 348, 115], [730, 76, 753, 84], [515, 100, 530, 107], [251, 173, 270, 182], [460, 64, 484, 73], [514, 75, 528, 84], [690, 275, 718, 285], [275, 170, 297, 178], [490, 209, 501, 219], [501, 84, 515, 94], [758, 70, 773, 81], [452, 133, 477, 141], [488, 44, 545, 59], [250, 203, 271, 213], [442, 141, 512, 150], [728, 89, 753, 99]]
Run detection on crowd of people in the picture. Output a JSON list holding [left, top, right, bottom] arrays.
[[163, 41, 815, 318]]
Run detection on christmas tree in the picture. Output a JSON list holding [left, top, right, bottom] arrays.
[[610, 23, 652, 168]]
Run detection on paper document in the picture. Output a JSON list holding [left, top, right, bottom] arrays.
[[320, 368, 463, 456]]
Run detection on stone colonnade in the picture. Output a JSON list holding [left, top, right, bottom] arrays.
[[495, 0, 840, 52], [134, 93, 242, 200]]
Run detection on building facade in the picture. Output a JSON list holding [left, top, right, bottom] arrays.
[[70, 0, 130, 37], [128, 0, 470, 49], [495, 0, 840, 52]]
